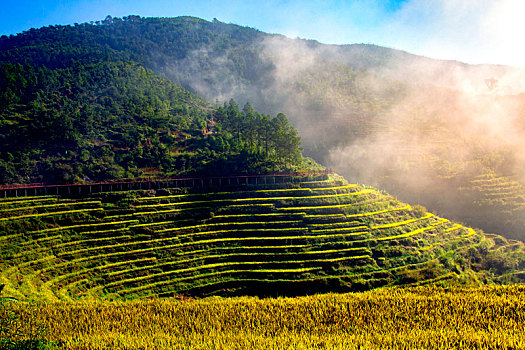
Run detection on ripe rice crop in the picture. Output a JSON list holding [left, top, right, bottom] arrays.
[[4, 285, 524, 349]]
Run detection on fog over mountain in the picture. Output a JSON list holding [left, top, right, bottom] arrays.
[[3, 16, 525, 240]]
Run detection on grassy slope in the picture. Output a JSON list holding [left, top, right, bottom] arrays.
[[1, 173, 523, 302]]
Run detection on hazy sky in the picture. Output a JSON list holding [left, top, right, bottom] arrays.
[[2, 0, 524, 68]]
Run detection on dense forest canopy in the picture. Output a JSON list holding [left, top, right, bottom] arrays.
[[0, 17, 308, 183]]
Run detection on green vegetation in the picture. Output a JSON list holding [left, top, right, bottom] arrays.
[[1, 174, 523, 301], [0, 56, 307, 183], [3, 15, 525, 242], [1, 15, 524, 350]]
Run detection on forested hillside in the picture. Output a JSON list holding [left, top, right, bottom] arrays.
[[0, 62, 307, 184], [3, 15, 525, 240]]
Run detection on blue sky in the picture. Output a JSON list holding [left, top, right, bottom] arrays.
[[2, 0, 524, 68]]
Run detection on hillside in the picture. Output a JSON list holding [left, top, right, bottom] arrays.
[[0, 58, 308, 183], [1, 173, 523, 301], [2, 15, 525, 241]]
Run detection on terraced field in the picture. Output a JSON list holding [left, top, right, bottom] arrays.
[[1, 174, 523, 301], [458, 172, 525, 239]]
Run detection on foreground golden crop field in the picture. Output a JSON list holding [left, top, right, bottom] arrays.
[[2, 285, 524, 349]]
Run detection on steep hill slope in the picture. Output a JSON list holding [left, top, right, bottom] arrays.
[[1, 173, 523, 301], [3, 16, 525, 241], [0, 58, 307, 183]]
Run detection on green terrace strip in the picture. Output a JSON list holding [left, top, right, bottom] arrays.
[[37, 255, 159, 278], [0, 196, 58, 203], [135, 184, 359, 202], [0, 197, 59, 206], [123, 264, 381, 296], [159, 270, 394, 294], [97, 256, 372, 291], [43, 257, 159, 287], [57, 230, 371, 259], [252, 184, 359, 193], [18, 234, 62, 246], [445, 224, 463, 232], [58, 227, 131, 238], [224, 203, 274, 208], [419, 244, 434, 252], [377, 221, 447, 241], [212, 212, 307, 218], [174, 245, 370, 257], [460, 228, 477, 238], [303, 213, 346, 218], [346, 204, 411, 218], [371, 213, 434, 230], [281, 198, 383, 211], [0, 207, 103, 221], [133, 206, 211, 216], [7, 256, 56, 273], [431, 218, 449, 226], [0, 233, 21, 242], [129, 221, 180, 228], [298, 179, 332, 184], [404, 272, 460, 287], [309, 220, 362, 227], [310, 225, 369, 233], [53, 234, 132, 249], [41, 244, 370, 286], [133, 191, 368, 209], [115, 268, 325, 296], [152, 227, 309, 241], [54, 245, 369, 280], [172, 229, 369, 241], [155, 221, 304, 233], [28, 220, 140, 235], [106, 251, 372, 278], [11, 243, 61, 260], [0, 200, 101, 213]]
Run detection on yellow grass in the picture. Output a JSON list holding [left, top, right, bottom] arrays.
[[3, 285, 524, 349]]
